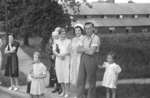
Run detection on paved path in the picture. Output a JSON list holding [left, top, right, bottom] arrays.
[[1, 47, 150, 98], [0, 87, 29, 98], [18, 48, 33, 75]]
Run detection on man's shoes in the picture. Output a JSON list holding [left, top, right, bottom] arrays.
[[58, 89, 62, 94], [59, 92, 65, 97], [52, 88, 59, 93]]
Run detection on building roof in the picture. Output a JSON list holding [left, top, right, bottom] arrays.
[[73, 18, 150, 27], [68, 3, 150, 15]]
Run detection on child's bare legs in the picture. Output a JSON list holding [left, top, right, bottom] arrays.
[[59, 83, 65, 96], [10, 77, 14, 87], [8, 77, 14, 90], [106, 88, 110, 98], [14, 77, 19, 87], [64, 83, 69, 97], [112, 88, 116, 98]]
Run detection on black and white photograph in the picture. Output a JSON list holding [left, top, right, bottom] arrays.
[[0, 0, 150, 98]]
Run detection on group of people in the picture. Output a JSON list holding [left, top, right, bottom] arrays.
[[45, 22, 122, 98], [0, 22, 122, 98]]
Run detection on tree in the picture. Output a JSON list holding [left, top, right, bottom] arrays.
[[128, 0, 135, 3], [0, 0, 71, 48]]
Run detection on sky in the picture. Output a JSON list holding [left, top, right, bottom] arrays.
[[85, 0, 150, 3]]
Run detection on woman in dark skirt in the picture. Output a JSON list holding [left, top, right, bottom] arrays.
[[4, 34, 20, 91]]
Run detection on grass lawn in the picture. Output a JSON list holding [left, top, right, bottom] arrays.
[[21, 33, 150, 80], [95, 84, 150, 98]]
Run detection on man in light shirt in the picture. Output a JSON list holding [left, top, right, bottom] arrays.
[[77, 22, 100, 98]]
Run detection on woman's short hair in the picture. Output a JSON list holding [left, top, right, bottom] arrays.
[[8, 33, 15, 38], [59, 28, 66, 35], [84, 22, 95, 28], [107, 51, 116, 60]]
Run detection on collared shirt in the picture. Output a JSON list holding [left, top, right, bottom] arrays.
[[83, 33, 100, 53]]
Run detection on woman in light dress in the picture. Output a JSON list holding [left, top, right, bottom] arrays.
[[69, 26, 85, 85], [0, 38, 3, 85], [53, 28, 71, 97], [98, 52, 122, 98], [30, 51, 47, 98]]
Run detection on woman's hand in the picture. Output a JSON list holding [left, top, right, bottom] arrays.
[[57, 54, 66, 60], [51, 55, 55, 60]]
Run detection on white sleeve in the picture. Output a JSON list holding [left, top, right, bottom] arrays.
[[102, 62, 108, 68], [42, 64, 47, 75], [0, 39, 3, 47], [91, 35, 100, 47]]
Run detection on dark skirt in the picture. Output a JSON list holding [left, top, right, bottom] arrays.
[[26, 81, 31, 94], [4, 53, 19, 77]]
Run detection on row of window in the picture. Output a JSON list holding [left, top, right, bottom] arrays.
[[99, 27, 149, 33], [78, 14, 150, 19]]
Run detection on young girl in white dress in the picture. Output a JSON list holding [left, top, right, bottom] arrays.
[[99, 52, 122, 98], [30, 51, 47, 98]]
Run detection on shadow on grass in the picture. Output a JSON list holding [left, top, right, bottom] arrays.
[[94, 84, 150, 98], [0, 71, 27, 87]]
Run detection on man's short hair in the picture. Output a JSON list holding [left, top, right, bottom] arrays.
[[84, 22, 95, 27]]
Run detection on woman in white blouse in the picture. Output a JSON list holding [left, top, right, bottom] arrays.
[[0, 38, 3, 85], [53, 28, 71, 97]]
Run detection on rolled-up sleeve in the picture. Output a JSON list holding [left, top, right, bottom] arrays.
[[91, 35, 100, 47]]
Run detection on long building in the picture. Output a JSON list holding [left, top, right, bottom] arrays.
[[69, 3, 150, 34]]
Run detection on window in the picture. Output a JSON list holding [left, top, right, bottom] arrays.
[[87, 16, 93, 18], [100, 15, 105, 18], [109, 27, 115, 33], [104, 16, 107, 19], [126, 27, 132, 32], [134, 15, 138, 18], [142, 28, 148, 33], [84, 15, 87, 18], [146, 14, 150, 18], [119, 15, 123, 19]]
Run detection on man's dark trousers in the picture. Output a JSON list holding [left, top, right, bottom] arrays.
[[77, 53, 98, 98]]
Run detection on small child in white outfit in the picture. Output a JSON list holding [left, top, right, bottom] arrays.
[[29, 51, 47, 98], [98, 52, 122, 98]]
